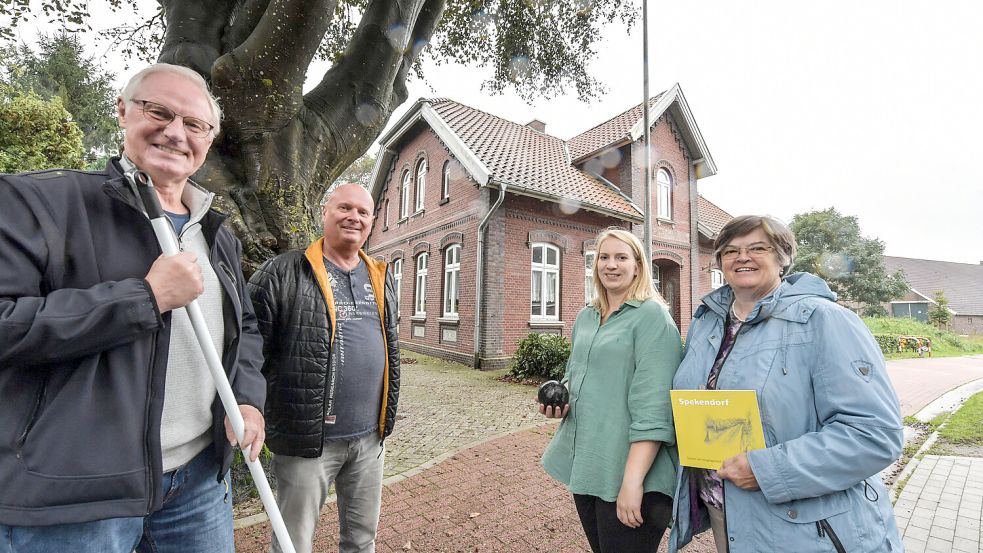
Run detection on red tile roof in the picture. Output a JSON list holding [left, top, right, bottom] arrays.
[[429, 99, 641, 218], [566, 94, 665, 161], [697, 195, 733, 237]]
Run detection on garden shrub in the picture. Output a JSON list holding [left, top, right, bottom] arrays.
[[872, 334, 898, 355], [509, 332, 571, 381]]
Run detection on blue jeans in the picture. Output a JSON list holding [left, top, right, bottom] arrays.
[[0, 447, 233, 553]]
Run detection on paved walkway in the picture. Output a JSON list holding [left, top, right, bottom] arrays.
[[895, 456, 983, 552], [886, 355, 983, 416], [234, 353, 983, 553]]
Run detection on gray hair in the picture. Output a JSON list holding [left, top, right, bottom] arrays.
[[120, 63, 222, 133], [713, 215, 797, 275]]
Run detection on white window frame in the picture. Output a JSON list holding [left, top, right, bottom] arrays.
[[415, 159, 427, 212], [441, 161, 451, 199], [400, 171, 410, 218], [384, 199, 390, 228], [414, 252, 428, 316], [584, 251, 596, 306], [531, 243, 560, 320], [657, 168, 672, 220], [652, 263, 661, 292], [392, 258, 402, 311], [711, 269, 724, 289], [443, 245, 461, 318]]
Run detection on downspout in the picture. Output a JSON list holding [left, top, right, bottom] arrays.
[[474, 181, 507, 368]]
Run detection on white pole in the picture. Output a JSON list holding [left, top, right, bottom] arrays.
[[128, 170, 296, 553], [642, 0, 653, 266]]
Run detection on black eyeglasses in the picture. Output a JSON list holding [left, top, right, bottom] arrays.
[[132, 99, 215, 138]]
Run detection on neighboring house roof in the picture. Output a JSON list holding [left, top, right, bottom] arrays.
[[883, 256, 983, 315], [368, 85, 718, 222], [696, 195, 732, 240]]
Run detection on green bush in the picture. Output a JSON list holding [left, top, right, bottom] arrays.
[[0, 85, 85, 173], [509, 332, 571, 381], [872, 333, 898, 355]]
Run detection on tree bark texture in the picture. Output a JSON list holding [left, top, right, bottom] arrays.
[[158, 0, 445, 271]]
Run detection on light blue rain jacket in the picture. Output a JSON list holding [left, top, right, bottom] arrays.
[[668, 273, 903, 553]]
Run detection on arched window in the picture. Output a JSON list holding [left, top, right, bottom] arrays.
[[443, 245, 461, 317], [391, 258, 402, 310], [414, 252, 428, 316], [384, 198, 390, 228], [442, 161, 451, 200], [657, 168, 672, 220], [711, 269, 724, 289], [415, 158, 427, 212], [531, 243, 560, 320], [400, 170, 411, 218]]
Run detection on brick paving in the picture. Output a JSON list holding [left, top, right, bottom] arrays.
[[895, 456, 983, 553], [886, 355, 983, 417]]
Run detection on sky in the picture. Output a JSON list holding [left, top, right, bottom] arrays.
[[12, 0, 983, 264]]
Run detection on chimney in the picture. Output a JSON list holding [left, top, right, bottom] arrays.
[[526, 119, 546, 133]]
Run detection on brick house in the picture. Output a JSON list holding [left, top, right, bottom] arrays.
[[366, 84, 732, 368], [883, 256, 983, 335]]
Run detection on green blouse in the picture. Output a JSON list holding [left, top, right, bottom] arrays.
[[541, 299, 682, 502]]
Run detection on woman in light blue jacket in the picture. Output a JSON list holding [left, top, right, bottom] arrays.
[[668, 215, 903, 553]]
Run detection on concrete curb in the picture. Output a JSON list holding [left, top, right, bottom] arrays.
[[233, 420, 552, 530], [889, 376, 983, 500]]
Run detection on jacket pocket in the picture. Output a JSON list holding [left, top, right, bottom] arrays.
[[15, 375, 48, 458], [766, 491, 854, 552], [816, 519, 846, 553]]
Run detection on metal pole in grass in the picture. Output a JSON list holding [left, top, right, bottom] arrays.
[[125, 169, 297, 553]]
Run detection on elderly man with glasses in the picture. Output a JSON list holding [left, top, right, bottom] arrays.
[[0, 63, 266, 553]]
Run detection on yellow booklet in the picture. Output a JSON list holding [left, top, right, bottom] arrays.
[[670, 390, 767, 470]]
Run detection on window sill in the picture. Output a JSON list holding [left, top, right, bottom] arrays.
[[411, 209, 425, 218], [438, 316, 459, 325], [397, 216, 409, 224], [528, 320, 565, 329], [438, 197, 450, 206], [411, 314, 427, 322], [656, 217, 675, 226]]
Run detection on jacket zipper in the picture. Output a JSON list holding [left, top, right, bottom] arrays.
[[15, 375, 49, 458], [144, 332, 158, 511], [721, 484, 730, 553], [816, 519, 846, 553]]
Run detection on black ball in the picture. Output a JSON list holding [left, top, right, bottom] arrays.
[[538, 380, 569, 408]]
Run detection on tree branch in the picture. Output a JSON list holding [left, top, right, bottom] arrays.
[[157, 0, 234, 78], [224, 0, 271, 53], [305, 0, 444, 170]]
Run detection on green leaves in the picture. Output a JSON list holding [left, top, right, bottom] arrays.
[[509, 332, 571, 381], [927, 290, 952, 330], [789, 207, 909, 312], [0, 85, 85, 172], [1, 33, 120, 161]]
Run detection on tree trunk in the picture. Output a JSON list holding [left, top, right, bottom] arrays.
[[158, 0, 445, 272]]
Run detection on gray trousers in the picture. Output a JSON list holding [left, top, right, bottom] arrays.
[[270, 433, 385, 553]]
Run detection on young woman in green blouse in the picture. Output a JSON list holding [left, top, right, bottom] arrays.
[[539, 228, 683, 553]]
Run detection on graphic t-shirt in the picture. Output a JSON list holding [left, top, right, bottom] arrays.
[[322, 258, 385, 441]]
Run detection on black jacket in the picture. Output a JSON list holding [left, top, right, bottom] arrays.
[[247, 239, 400, 458], [0, 159, 265, 526]]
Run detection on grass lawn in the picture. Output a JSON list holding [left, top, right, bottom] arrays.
[[864, 317, 983, 359], [926, 391, 983, 456]]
